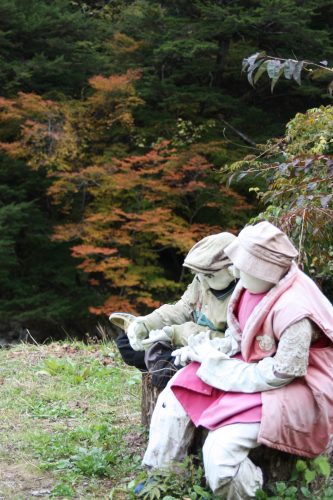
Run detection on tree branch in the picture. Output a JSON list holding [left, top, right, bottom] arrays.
[[218, 115, 257, 147]]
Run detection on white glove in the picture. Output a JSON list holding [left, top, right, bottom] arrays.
[[141, 327, 173, 350], [197, 356, 294, 393], [218, 328, 241, 356], [172, 346, 196, 366], [172, 332, 229, 366], [185, 330, 240, 358], [127, 317, 149, 351], [187, 332, 229, 361]]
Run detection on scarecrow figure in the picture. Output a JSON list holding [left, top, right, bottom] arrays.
[[110, 232, 237, 388]]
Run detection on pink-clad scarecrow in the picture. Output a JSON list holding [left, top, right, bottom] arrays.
[[141, 221, 333, 499]]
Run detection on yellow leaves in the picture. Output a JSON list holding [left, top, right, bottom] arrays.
[[0, 93, 80, 172], [0, 97, 22, 121], [0, 68, 144, 175], [0, 140, 24, 158], [136, 296, 161, 309], [77, 256, 130, 274], [49, 139, 247, 310], [0, 92, 59, 123], [16, 92, 59, 116], [114, 272, 141, 288], [51, 223, 82, 242], [88, 69, 141, 94], [0, 71, 252, 318], [110, 170, 141, 190], [71, 245, 118, 257], [111, 32, 144, 54], [86, 71, 144, 133]]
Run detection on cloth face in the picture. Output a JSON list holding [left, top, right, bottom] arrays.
[[239, 270, 274, 294], [205, 267, 234, 290]]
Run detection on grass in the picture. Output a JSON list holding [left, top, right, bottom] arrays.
[[0, 341, 145, 498]]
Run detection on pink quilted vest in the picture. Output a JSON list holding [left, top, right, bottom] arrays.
[[227, 263, 333, 457]]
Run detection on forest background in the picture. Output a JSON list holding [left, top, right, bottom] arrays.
[[0, 0, 332, 342]]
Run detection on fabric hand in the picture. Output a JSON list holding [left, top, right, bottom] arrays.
[[127, 318, 149, 351], [187, 332, 230, 360], [216, 328, 241, 356], [209, 336, 233, 354], [172, 346, 198, 366], [141, 328, 172, 350], [171, 332, 229, 366]]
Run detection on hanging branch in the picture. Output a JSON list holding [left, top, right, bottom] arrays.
[[242, 52, 333, 94]]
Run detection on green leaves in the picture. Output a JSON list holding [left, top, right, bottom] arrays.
[[313, 456, 331, 478], [304, 469, 316, 484], [295, 459, 307, 472], [258, 456, 331, 499], [0, 0, 114, 97], [131, 458, 213, 499], [224, 105, 333, 289]]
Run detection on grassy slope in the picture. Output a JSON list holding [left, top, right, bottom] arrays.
[[0, 342, 144, 499]]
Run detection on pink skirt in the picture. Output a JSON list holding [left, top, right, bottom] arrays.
[[171, 361, 262, 430]]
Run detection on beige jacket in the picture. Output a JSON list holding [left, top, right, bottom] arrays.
[[143, 276, 233, 346]]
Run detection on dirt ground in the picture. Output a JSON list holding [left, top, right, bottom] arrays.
[[0, 462, 54, 499]]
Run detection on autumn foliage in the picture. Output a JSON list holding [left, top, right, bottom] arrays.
[[225, 106, 333, 294], [0, 71, 251, 315]]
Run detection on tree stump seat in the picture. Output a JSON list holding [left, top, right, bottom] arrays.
[[141, 371, 163, 427]]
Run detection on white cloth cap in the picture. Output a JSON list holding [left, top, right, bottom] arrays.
[[224, 221, 298, 284], [183, 232, 236, 274]]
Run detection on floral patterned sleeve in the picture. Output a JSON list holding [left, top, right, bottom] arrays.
[[273, 318, 318, 377]]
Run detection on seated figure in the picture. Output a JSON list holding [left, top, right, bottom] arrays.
[[110, 232, 237, 387], [142, 221, 333, 499]]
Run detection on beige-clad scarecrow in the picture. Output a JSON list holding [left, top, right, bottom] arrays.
[[110, 232, 237, 388], [126, 232, 237, 351]]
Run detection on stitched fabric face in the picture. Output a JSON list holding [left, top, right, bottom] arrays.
[[239, 271, 274, 294], [205, 267, 234, 290]]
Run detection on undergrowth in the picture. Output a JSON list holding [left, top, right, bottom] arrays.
[[0, 341, 143, 498]]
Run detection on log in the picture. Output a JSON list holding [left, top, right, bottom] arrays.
[[141, 372, 163, 427], [249, 446, 297, 482]]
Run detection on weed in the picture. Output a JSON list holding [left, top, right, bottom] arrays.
[[129, 456, 213, 500], [256, 456, 332, 499], [50, 481, 75, 497], [27, 399, 76, 419]]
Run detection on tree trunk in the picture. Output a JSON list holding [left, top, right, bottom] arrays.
[[249, 446, 297, 482], [141, 372, 163, 427]]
